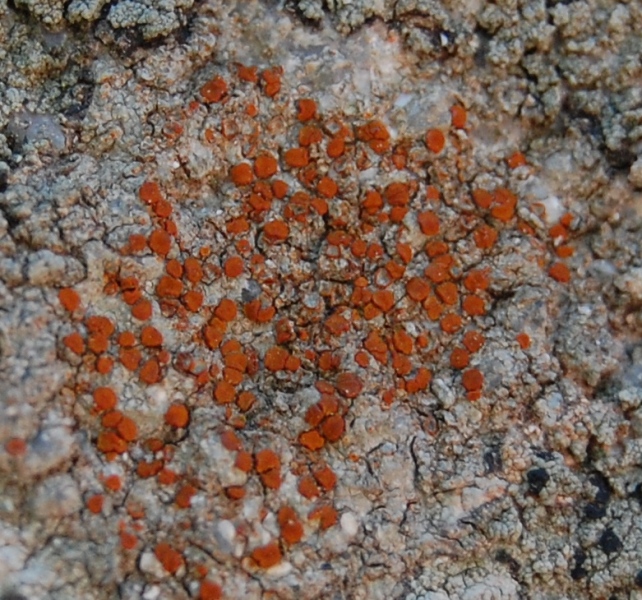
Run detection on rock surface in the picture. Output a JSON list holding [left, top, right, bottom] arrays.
[[1, 1, 642, 598]]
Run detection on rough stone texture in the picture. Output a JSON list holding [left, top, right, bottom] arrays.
[[1, 1, 642, 599]]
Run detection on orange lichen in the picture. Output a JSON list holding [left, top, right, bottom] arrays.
[[139, 358, 161, 384], [86, 494, 104, 514], [156, 276, 183, 298], [215, 298, 238, 321], [235, 451, 253, 472], [450, 105, 467, 129], [372, 289, 395, 312], [154, 542, 185, 574], [299, 125, 323, 146], [120, 347, 142, 371], [516, 332, 531, 349], [263, 220, 290, 243], [183, 290, 204, 312], [254, 154, 278, 178], [298, 475, 320, 499], [261, 67, 282, 97], [165, 404, 189, 428], [317, 176, 338, 198], [462, 368, 484, 392], [357, 120, 390, 153], [392, 329, 413, 355], [255, 449, 280, 473], [200, 76, 228, 103], [131, 299, 153, 321], [385, 182, 410, 207], [298, 98, 317, 122], [264, 346, 289, 371], [214, 381, 236, 404], [175, 483, 197, 509], [425, 129, 445, 154], [184, 257, 204, 283], [507, 151, 527, 169], [139, 181, 163, 206], [149, 229, 171, 256], [278, 506, 304, 545], [327, 136, 345, 158], [63, 332, 85, 355], [320, 415, 345, 442], [86, 316, 115, 337], [549, 262, 571, 283], [251, 542, 282, 568], [120, 531, 138, 551], [96, 431, 127, 454], [313, 465, 337, 491], [59, 288, 81, 312], [440, 313, 463, 334], [450, 347, 470, 369], [406, 277, 431, 302], [237, 63, 258, 83], [474, 224, 498, 250], [436, 282, 458, 305], [284, 147, 309, 168], [140, 326, 163, 348], [94, 387, 118, 411], [260, 468, 281, 489], [472, 188, 493, 210], [199, 580, 222, 600], [103, 474, 122, 492], [308, 504, 338, 529], [462, 295, 486, 316], [335, 372, 363, 398], [299, 430, 325, 451], [463, 330, 485, 353], [117, 417, 138, 442], [5, 437, 27, 457], [230, 163, 254, 186]]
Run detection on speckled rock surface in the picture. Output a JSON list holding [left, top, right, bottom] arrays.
[[1, 1, 642, 599]]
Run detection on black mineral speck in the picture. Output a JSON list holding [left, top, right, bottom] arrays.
[[599, 527, 623, 555], [570, 548, 587, 580], [584, 502, 606, 520], [589, 473, 611, 505], [635, 569, 642, 587], [526, 467, 549, 495]]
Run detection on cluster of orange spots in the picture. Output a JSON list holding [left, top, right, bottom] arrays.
[[54, 66, 587, 590], [546, 213, 575, 281], [298, 381, 355, 448], [356, 119, 391, 154], [255, 448, 282, 489], [264, 345, 301, 373], [261, 66, 282, 97]]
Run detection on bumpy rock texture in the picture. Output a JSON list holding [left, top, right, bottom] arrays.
[[1, 1, 642, 599]]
